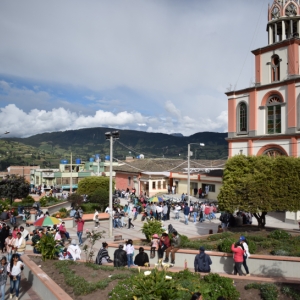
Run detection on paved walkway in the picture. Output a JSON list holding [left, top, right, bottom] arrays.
[[1, 278, 41, 300]]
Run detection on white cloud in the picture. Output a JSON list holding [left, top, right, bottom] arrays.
[[0, 102, 228, 138], [0, 0, 266, 136]]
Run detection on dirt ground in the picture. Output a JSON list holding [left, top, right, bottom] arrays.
[[30, 256, 299, 300]]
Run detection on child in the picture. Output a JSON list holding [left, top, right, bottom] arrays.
[[150, 234, 159, 258], [93, 209, 99, 228]]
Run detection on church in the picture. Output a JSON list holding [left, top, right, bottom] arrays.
[[226, 0, 300, 158]]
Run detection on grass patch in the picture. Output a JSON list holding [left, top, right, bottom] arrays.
[[54, 260, 135, 296], [180, 229, 300, 256]]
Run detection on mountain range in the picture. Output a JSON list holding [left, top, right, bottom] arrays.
[[0, 127, 228, 171]]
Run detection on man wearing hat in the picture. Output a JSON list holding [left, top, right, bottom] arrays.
[[194, 246, 212, 273], [113, 243, 128, 267]]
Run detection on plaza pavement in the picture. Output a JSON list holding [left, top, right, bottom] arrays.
[[66, 194, 300, 247]]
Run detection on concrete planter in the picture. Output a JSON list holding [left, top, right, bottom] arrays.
[[41, 201, 71, 215], [107, 243, 300, 279], [22, 255, 73, 300]]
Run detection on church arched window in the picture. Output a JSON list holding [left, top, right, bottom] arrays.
[[237, 102, 248, 134], [267, 95, 282, 134], [271, 55, 280, 82]]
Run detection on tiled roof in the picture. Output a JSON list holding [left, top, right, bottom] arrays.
[[114, 159, 227, 173]]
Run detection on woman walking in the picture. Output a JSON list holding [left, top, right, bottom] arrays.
[[7, 254, 24, 300], [125, 239, 134, 268], [0, 257, 8, 300], [127, 209, 135, 229], [239, 236, 250, 276], [231, 242, 245, 276]]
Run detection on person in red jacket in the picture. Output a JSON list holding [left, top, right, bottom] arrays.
[[75, 217, 85, 246], [231, 242, 245, 276]]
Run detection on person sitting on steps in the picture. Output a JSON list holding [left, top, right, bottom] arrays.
[[163, 231, 181, 265]]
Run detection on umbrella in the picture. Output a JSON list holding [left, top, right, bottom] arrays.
[[149, 196, 164, 203], [34, 216, 61, 227]]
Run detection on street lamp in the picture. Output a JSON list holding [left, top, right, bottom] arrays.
[[105, 131, 120, 238], [187, 143, 205, 206]]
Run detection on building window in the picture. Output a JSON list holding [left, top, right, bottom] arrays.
[[128, 177, 131, 185], [237, 102, 248, 133], [267, 95, 282, 134], [202, 184, 215, 193], [271, 55, 280, 82], [152, 181, 156, 189], [62, 178, 70, 185], [158, 181, 161, 189], [163, 181, 166, 189]]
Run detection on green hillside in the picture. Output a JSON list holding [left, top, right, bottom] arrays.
[[0, 128, 228, 171]]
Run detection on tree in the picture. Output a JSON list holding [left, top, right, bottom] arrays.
[[218, 155, 300, 227], [67, 193, 84, 207], [89, 188, 109, 211], [0, 175, 30, 205], [77, 176, 113, 196]]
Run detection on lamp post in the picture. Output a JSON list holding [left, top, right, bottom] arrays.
[[105, 131, 120, 238], [187, 143, 205, 206]]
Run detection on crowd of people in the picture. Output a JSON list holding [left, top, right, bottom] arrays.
[[0, 223, 29, 299]]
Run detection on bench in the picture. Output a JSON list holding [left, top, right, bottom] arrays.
[[114, 235, 123, 242]]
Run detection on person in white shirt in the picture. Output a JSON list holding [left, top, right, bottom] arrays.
[[162, 204, 168, 221], [125, 239, 135, 268], [93, 209, 99, 228], [14, 233, 26, 256], [67, 239, 81, 261], [156, 204, 163, 220], [19, 226, 29, 241], [239, 236, 250, 276], [175, 204, 181, 220], [7, 254, 24, 300]]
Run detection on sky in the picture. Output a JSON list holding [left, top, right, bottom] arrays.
[[0, 0, 271, 138]]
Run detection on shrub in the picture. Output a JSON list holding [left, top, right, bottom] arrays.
[[245, 283, 278, 300], [35, 234, 60, 261], [81, 203, 100, 213], [39, 196, 59, 207], [281, 286, 300, 300], [141, 219, 164, 241], [89, 188, 109, 211], [247, 239, 257, 254], [270, 249, 290, 256], [59, 207, 67, 213], [217, 238, 236, 253], [67, 193, 84, 207], [22, 195, 35, 203], [269, 230, 291, 240], [109, 270, 240, 300], [202, 273, 240, 300]]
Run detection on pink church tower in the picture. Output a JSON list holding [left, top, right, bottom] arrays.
[[226, 0, 300, 157]]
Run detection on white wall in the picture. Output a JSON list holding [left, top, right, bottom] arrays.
[[252, 139, 290, 156], [261, 47, 288, 85], [231, 142, 248, 156]]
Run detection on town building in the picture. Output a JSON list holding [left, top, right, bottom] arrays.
[[30, 158, 118, 191], [114, 158, 226, 200], [226, 0, 300, 157]]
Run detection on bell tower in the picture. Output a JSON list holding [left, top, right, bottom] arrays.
[[226, 0, 300, 158], [268, 0, 300, 44]]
